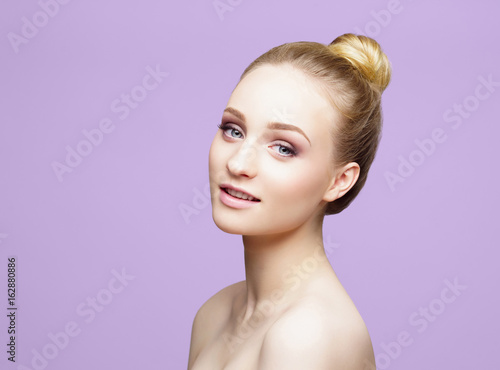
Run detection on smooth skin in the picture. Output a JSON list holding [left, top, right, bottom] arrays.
[[188, 64, 376, 370]]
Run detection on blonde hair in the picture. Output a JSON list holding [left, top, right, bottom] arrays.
[[238, 33, 392, 215]]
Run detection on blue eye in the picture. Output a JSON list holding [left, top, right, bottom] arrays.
[[217, 123, 242, 138], [217, 122, 298, 158], [271, 143, 297, 157]]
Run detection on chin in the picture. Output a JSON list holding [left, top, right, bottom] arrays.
[[211, 209, 254, 235], [211, 208, 301, 237]]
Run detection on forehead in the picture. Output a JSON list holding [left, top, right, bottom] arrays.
[[227, 64, 338, 137]]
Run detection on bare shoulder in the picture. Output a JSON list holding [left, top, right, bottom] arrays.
[[258, 295, 375, 370], [190, 280, 244, 338], [194, 280, 244, 323], [188, 281, 245, 368]]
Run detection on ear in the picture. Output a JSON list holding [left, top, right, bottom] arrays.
[[322, 162, 360, 203]]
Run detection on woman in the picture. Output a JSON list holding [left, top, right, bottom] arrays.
[[188, 33, 391, 370]]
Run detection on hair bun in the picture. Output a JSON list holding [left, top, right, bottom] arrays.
[[328, 33, 391, 92]]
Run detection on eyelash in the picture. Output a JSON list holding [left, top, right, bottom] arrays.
[[217, 122, 298, 157]]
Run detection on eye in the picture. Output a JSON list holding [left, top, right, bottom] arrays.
[[217, 122, 298, 158], [217, 122, 243, 139], [270, 143, 297, 157]]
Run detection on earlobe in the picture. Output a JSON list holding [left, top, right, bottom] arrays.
[[322, 162, 360, 203]]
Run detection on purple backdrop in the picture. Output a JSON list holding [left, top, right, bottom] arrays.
[[1, 0, 499, 369]]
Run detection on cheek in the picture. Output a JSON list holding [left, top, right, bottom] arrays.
[[208, 139, 223, 187], [264, 159, 329, 205], [209, 137, 224, 171], [208, 138, 235, 190]]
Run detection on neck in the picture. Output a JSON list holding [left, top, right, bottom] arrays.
[[239, 211, 334, 321]]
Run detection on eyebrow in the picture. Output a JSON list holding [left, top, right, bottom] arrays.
[[223, 107, 311, 145]]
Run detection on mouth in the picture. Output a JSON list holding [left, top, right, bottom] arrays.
[[220, 187, 261, 202]]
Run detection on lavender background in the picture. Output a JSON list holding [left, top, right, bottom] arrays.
[[1, 0, 499, 369]]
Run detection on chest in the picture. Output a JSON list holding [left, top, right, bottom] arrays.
[[190, 327, 267, 370]]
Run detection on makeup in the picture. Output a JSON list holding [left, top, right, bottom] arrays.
[[219, 185, 260, 209]]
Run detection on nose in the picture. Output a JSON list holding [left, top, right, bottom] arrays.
[[227, 141, 258, 178]]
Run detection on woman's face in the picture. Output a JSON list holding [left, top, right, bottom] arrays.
[[208, 64, 345, 235]]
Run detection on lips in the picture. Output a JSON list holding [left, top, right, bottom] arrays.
[[220, 184, 260, 202]]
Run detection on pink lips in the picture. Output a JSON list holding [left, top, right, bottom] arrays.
[[219, 184, 260, 209]]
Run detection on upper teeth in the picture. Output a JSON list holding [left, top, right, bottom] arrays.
[[225, 188, 257, 201]]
